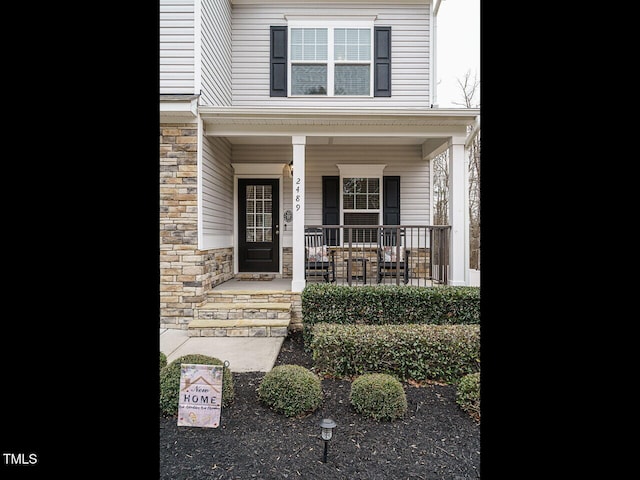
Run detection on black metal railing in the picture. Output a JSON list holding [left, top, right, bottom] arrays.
[[304, 225, 450, 286]]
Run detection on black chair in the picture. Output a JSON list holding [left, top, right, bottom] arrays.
[[377, 228, 410, 284], [305, 228, 336, 283]]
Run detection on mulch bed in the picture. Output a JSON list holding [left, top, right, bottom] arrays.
[[160, 331, 480, 479]]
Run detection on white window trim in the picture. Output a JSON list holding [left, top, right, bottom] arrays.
[[287, 19, 375, 98], [337, 164, 386, 231]]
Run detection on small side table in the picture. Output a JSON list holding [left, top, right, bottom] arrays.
[[343, 258, 368, 284]]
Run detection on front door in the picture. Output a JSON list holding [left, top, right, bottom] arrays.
[[238, 179, 279, 272]]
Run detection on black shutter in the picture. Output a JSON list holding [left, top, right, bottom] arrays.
[[322, 176, 340, 246], [374, 26, 391, 97], [270, 26, 287, 97], [383, 176, 400, 225]]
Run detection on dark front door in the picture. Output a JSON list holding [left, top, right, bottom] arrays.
[[238, 179, 279, 272]]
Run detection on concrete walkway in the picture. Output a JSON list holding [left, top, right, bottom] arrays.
[[160, 328, 284, 373]]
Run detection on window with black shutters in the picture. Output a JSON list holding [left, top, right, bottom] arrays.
[[270, 23, 391, 98]]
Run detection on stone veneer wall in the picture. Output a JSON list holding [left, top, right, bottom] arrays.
[[282, 247, 292, 278], [160, 123, 234, 329]]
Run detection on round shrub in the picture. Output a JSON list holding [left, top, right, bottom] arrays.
[[350, 373, 407, 421], [159, 354, 234, 416], [160, 351, 167, 370], [258, 364, 323, 417], [456, 372, 480, 422]]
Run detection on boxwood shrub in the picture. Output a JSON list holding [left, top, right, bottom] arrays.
[[159, 354, 234, 416], [258, 364, 323, 417], [310, 323, 480, 383], [350, 373, 407, 421]]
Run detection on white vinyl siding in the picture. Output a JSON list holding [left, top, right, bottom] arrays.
[[200, 0, 232, 105], [160, 0, 196, 94], [305, 145, 430, 226], [231, 144, 430, 230], [229, 143, 428, 251], [231, 3, 430, 107], [201, 136, 234, 247]]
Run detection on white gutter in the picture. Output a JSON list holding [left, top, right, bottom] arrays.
[[199, 106, 480, 118], [465, 115, 480, 148]]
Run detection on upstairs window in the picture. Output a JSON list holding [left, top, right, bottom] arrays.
[[270, 22, 391, 98], [289, 21, 373, 97]]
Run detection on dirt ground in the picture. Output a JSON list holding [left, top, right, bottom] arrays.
[[160, 330, 480, 479]]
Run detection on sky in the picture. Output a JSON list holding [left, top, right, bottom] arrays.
[[435, 0, 480, 108]]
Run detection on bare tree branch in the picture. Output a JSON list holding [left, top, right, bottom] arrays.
[[432, 69, 481, 269]]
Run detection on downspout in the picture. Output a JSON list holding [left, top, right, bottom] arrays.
[[431, 0, 444, 107], [465, 115, 480, 148]]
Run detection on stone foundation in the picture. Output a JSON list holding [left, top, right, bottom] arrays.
[[160, 123, 234, 329]]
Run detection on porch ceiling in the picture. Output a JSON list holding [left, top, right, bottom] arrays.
[[200, 106, 479, 154]]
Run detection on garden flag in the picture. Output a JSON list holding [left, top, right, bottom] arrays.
[[177, 364, 223, 428]]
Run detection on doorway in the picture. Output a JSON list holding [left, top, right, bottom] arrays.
[[238, 179, 280, 272]]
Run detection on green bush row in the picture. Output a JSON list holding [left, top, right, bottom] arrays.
[[310, 323, 480, 383], [159, 355, 467, 423], [301, 284, 479, 342]]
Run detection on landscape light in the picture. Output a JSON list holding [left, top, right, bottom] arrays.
[[319, 418, 336, 463]]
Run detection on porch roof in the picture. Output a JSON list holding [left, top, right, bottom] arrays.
[[200, 106, 479, 159]]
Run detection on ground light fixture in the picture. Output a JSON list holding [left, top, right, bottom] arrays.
[[320, 418, 336, 463]]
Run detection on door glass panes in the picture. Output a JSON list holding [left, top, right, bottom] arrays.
[[246, 185, 273, 243]]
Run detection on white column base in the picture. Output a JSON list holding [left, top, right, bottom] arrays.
[[291, 279, 306, 292]]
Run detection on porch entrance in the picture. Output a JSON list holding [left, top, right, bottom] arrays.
[[238, 178, 280, 272]]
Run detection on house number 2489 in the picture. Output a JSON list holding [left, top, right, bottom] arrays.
[[295, 177, 301, 211]]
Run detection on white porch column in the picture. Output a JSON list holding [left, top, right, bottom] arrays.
[[291, 135, 307, 292], [448, 136, 470, 286]]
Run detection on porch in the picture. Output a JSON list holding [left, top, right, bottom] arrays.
[[302, 224, 449, 287], [189, 225, 448, 338]]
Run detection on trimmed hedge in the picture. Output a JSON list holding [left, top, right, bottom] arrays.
[[310, 323, 480, 383], [301, 284, 479, 344], [159, 354, 234, 416]]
